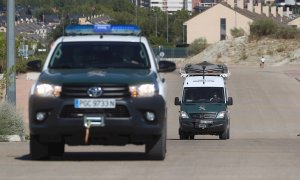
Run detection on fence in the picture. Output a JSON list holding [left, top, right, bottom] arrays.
[[152, 47, 189, 59]]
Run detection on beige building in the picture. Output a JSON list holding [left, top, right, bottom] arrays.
[[184, 2, 256, 44], [288, 17, 300, 28], [184, 0, 299, 44]]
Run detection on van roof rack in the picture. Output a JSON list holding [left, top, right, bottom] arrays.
[[180, 61, 230, 78]]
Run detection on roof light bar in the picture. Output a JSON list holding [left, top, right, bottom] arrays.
[[65, 24, 141, 35]]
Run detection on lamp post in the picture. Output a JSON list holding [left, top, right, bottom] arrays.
[[166, 11, 168, 43], [6, 0, 16, 105], [135, 0, 138, 25], [155, 13, 158, 37]]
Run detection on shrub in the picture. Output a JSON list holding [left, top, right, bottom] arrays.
[[276, 45, 286, 52], [250, 19, 277, 37], [16, 58, 28, 73], [188, 37, 207, 56], [274, 26, 299, 39], [239, 49, 248, 60], [0, 101, 25, 141], [230, 27, 245, 38]]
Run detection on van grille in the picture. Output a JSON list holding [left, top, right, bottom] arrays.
[[61, 83, 130, 98], [189, 113, 216, 120]]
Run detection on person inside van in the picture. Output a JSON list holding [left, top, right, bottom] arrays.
[[209, 93, 221, 103]]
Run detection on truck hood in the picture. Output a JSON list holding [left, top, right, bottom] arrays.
[[37, 68, 157, 85], [181, 103, 227, 113]]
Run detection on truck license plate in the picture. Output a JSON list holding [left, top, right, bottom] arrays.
[[75, 98, 116, 108]]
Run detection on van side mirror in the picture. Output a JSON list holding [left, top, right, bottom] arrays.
[[227, 97, 233, 106], [27, 60, 42, 72], [174, 97, 181, 105]]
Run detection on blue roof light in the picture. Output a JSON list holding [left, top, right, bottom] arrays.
[[66, 24, 141, 35]]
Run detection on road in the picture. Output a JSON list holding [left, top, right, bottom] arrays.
[[1, 65, 300, 180]]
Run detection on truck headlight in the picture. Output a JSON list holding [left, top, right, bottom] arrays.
[[180, 111, 189, 119], [129, 84, 157, 97], [216, 111, 226, 119], [36, 84, 62, 97]]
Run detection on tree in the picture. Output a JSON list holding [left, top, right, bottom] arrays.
[[0, 33, 6, 73]]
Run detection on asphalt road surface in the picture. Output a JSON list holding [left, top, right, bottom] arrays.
[[1, 65, 300, 180]]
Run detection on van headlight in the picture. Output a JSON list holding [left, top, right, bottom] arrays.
[[129, 84, 157, 97], [35, 83, 62, 97], [216, 111, 226, 119], [180, 111, 189, 119]]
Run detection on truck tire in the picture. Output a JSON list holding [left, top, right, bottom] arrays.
[[49, 142, 65, 157], [30, 135, 50, 160], [145, 128, 166, 160]]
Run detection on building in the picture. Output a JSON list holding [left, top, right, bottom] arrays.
[[184, 0, 298, 44], [150, 0, 192, 12], [133, 0, 193, 12], [184, 2, 254, 44]]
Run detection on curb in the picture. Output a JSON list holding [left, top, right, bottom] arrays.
[[0, 135, 26, 142]]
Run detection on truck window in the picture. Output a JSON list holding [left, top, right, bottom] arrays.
[[49, 42, 150, 69]]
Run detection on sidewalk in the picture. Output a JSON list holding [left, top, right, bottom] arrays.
[[16, 73, 36, 125]]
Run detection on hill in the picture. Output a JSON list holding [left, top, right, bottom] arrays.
[[178, 37, 300, 67]]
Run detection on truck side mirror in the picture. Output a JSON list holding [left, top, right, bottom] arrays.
[[27, 60, 42, 72], [227, 97, 233, 106], [174, 97, 181, 105], [158, 60, 176, 72]]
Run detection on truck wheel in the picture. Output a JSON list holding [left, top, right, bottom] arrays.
[[49, 142, 65, 157], [145, 128, 166, 160], [30, 135, 50, 160], [219, 123, 230, 140]]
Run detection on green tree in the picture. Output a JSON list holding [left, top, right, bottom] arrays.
[[0, 33, 6, 72]]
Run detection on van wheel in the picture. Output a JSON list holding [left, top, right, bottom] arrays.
[[30, 135, 50, 160], [189, 135, 195, 140], [219, 123, 230, 140], [179, 134, 189, 140], [179, 129, 188, 140], [145, 128, 166, 160]]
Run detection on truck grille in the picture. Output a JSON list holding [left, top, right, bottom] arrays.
[[61, 83, 130, 98], [189, 113, 216, 120], [60, 105, 130, 118]]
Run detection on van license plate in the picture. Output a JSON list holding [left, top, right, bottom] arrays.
[[75, 99, 116, 108], [198, 124, 207, 129]]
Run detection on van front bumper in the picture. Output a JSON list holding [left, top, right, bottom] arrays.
[[179, 119, 227, 135]]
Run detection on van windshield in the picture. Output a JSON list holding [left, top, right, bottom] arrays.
[[48, 42, 150, 69], [183, 87, 225, 103]]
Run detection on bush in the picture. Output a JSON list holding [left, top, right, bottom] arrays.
[[274, 26, 299, 39], [239, 49, 248, 60], [0, 101, 25, 141], [188, 37, 207, 56], [250, 19, 277, 37], [230, 27, 245, 38], [16, 58, 28, 73]]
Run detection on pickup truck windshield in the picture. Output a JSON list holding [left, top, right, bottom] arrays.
[[49, 42, 150, 69], [183, 87, 225, 103]]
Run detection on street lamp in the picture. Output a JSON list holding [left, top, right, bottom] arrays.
[[6, 0, 16, 104]]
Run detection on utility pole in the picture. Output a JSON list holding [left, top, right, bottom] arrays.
[[6, 0, 16, 105], [135, 0, 138, 25], [155, 13, 157, 37], [166, 12, 168, 43]]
